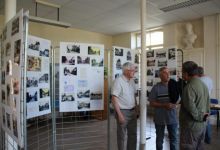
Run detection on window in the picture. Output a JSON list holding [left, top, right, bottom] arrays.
[[136, 29, 164, 50]]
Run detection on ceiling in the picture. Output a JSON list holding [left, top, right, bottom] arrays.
[[0, 0, 220, 35]]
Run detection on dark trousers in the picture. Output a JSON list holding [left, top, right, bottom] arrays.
[[180, 127, 205, 150], [155, 124, 178, 150], [204, 120, 211, 144]]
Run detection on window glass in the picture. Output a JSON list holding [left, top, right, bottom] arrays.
[[136, 29, 164, 49]]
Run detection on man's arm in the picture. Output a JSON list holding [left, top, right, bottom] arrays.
[[134, 92, 140, 117], [150, 101, 176, 110], [182, 85, 204, 121], [112, 95, 125, 124]]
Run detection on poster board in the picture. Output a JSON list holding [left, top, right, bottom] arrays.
[[112, 46, 139, 89], [59, 42, 104, 112], [26, 35, 51, 119], [0, 10, 25, 147], [146, 48, 177, 97]]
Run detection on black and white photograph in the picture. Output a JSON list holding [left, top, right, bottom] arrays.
[[6, 113, 11, 130], [90, 92, 102, 100], [147, 50, 154, 58], [39, 88, 50, 98], [61, 93, 75, 102], [77, 90, 90, 98], [147, 90, 151, 97], [26, 91, 38, 103], [91, 58, 103, 67], [77, 56, 90, 64], [39, 49, 49, 57], [2, 108, 6, 126], [64, 67, 77, 76], [28, 41, 40, 51], [135, 54, 139, 64], [27, 77, 38, 88], [127, 51, 131, 61], [156, 51, 167, 58], [115, 48, 123, 56], [39, 73, 49, 83], [115, 73, 120, 79], [14, 39, 21, 65], [168, 48, 176, 60], [12, 114, 18, 137], [6, 84, 10, 103], [147, 79, 154, 86], [147, 59, 155, 67], [67, 44, 80, 53], [62, 56, 75, 65], [11, 17, 19, 36], [13, 78, 19, 95], [169, 68, 177, 76], [1, 47, 5, 67], [39, 102, 50, 111], [155, 70, 160, 78], [135, 66, 138, 72], [147, 68, 154, 76], [27, 56, 41, 71], [116, 59, 122, 70], [134, 77, 138, 84], [2, 90, 6, 104], [6, 42, 11, 56], [77, 101, 90, 110], [158, 60, 167, 67], [2, 71, 5, 84], [6, 60, 12, 75], [88, 46, 100, 55]]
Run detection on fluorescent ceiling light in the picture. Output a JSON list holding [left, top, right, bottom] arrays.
[[29, 16, 71, 28], [160, 0, 211, 12]]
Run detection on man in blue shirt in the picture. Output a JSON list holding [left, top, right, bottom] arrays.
[[149, 67, 178, 150]]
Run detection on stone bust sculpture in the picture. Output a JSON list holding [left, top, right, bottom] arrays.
[[183, 23, 197, 49]]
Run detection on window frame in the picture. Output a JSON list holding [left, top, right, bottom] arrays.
[[135, 28, 164, 50]]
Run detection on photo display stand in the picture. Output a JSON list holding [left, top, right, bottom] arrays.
[[146, 47, 178, 97], [26, 35, 51, 119], [59, 42, 104, 112], [112, 46, 139, 89], [0, 9, 28, 148]]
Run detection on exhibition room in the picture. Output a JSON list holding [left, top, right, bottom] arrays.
[[0, 0, 220, 150]]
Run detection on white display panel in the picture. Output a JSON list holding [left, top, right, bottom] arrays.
[[59, 42, 104, 112], [0, 10, 25, 147], [26, 35, 51, 119], [112, 46, 139, 89], [146, 48, 177, 97]]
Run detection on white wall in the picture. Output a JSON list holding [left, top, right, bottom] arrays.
[[204, 15, 218, 99]]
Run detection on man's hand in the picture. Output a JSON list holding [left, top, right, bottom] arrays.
[[164, 103, 176, 110], [118, 114, 126, 124], [135, 105, 140, 118], [203, 113, 209, 121]]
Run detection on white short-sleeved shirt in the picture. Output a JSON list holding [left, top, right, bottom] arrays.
[[200, 76, 213, 95], [111, 75, 136, 109]]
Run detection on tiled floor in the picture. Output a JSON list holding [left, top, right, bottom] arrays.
[[25, 112, 220, 150], [110, 114, 170, 150], [110, 113, 220, 150]]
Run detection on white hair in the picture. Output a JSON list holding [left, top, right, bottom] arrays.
[[122, 62, 134, 73]]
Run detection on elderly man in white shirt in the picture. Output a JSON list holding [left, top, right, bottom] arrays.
[[111, 62, 137, 150]]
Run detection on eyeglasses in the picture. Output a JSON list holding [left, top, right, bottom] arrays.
[[127, 69, 135, 72]]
